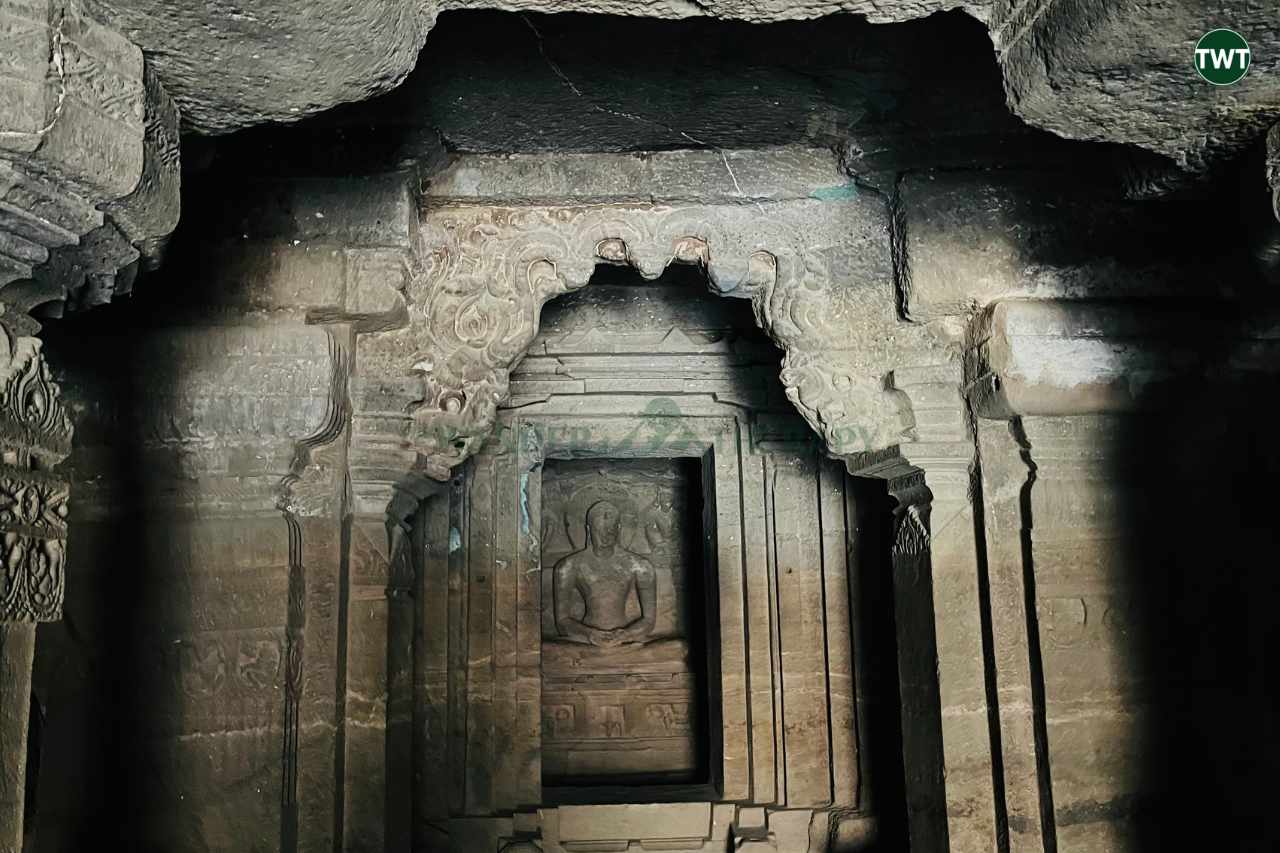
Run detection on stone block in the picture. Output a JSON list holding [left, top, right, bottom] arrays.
[[344, 247, 409, 317], [12, 2, 145, 199], [991, 0, 1280, 175], [426, 148, 849, 206], [234, 174, 416, 248], [248, 242, 347, 313], [102, 62, 181, 258], [558, 802, 711, 842], [898, 172, 1233, 320], [968, 300, 1280, 418]]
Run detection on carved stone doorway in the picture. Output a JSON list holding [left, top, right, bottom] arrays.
[[404, 261, 912, 850]]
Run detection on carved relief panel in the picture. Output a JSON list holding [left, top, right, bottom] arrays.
[[539, 458, 710, 787], [415, 273, 867, 830]]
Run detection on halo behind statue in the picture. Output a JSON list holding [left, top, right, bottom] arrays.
[[562, 482, 642, 553]]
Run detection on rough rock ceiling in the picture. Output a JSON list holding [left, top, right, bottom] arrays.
[[261, 10, 1100, 186], [84, 0, 983, 133], [83, 0, 1280, 180]]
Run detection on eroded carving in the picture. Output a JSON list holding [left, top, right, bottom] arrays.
[[551, 501, 662, 648]]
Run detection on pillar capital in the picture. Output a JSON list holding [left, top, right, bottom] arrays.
[[1, 0, 180, 320]]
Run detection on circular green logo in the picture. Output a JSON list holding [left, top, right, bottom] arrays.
[[1195, 29, 1251, 85]]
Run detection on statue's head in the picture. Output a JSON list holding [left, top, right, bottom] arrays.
[[585, 500, 621, 549]]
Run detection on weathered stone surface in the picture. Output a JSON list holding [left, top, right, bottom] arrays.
[[991, 0, 1280, 175], [352, 148, 939, 486], [370, 9, 1076, 180], [896, 171, 1250, 321], [31, 264, 349, 848], [967, 300, 1280, 418], [85, 1, 983, 134], [0, 1, 181, 318], [1268, 124, 1280, 223], [62, 0, 1276, 191]]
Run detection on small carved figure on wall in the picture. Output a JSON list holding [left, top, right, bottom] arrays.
[[552, 500, 670, 648]]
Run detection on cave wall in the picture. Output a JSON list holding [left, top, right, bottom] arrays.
[[14, 140, 1280, 853]]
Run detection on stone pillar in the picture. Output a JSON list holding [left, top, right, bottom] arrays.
[[0, 10, 178, 840], [973, 420, 1053, 852], [968, 297, 1280, 851], [850, 361, 1007, 853], [0, 624, 36, 853], [0, 327, 72, 853], [881, 469, 949, 853]]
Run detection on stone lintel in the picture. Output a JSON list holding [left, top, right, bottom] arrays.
[[424, 147, 853, 206]]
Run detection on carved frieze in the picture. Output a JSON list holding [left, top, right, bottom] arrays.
[[356, 187, 933, 483]]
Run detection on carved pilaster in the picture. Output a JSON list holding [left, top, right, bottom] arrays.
[[0, 327, 71, 624], [0, 10, 179, 836], [883, 363, 1008, 853], [0, 322, 69, 852], [880, 467, 950, 853], [974, 418, 1053, 853]]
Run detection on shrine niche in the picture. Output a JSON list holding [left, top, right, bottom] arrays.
[[408, 264, 876, 850], [540, 459, 711, 792]]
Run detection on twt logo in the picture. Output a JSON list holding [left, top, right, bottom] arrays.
[[1195, 29, 1251, 85]]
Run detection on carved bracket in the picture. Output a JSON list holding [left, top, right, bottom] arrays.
[[0, 1, 181, 325]]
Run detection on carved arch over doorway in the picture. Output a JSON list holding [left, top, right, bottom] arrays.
[[348, 152, 971, 848], [392, 198, 930, 484]]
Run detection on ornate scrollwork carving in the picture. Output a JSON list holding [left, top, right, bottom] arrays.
[[0, 466, 69, 621], [380, 202, 921, 482], [0, 326, 72, 463], [0, 324, 72, 622]]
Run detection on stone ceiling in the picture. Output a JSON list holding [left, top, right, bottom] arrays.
[[81, 0, 1279, 181], [222, 10, 1102, 189]]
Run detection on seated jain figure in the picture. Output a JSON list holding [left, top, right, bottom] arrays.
[[549, 501, 687, 665]]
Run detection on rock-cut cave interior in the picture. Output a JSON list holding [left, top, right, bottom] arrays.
[[1, 2, 1278, 852]]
